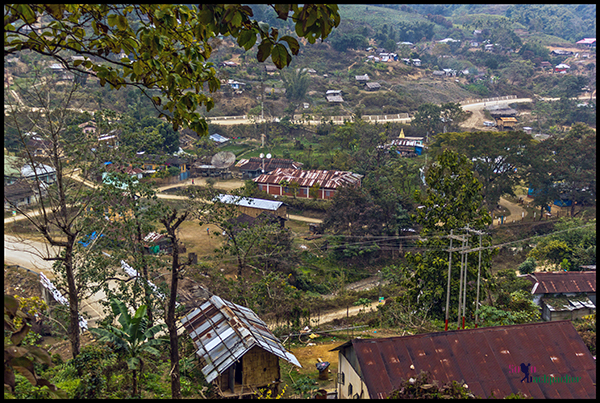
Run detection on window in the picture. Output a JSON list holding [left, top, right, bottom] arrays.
[[348, 383, 353, 396], [340, 372, 345, 385]]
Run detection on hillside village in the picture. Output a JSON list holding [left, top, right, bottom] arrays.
[[4, 4, 596, 400]]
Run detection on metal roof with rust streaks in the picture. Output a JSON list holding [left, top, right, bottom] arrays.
[[180, 295, 301, 383], [525, 271, 596, 294], [252, 167, 363, 189], [331, 321, 595, 399]]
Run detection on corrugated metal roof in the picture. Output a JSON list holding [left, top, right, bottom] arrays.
[[215, 194, 284, 211], [253, 168, 362, 190], [235, 157, 302, 172], [542, 295, 595, 312], [181, 296, 301, 383], [209, 133, 229, 143], [331, 321, 596, 399], [526, 271, 596, 294]]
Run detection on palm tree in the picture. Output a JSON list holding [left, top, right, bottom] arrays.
[[89, 298, 167, 398]]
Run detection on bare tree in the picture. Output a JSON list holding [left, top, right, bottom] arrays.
[[5, 74, 106, 358]]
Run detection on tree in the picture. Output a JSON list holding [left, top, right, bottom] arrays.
[[412, 103, 442, 142], [398, 149, 494, 321], [429, 130, 534, 212], [4, 77, 105, 359], [89, 298, 167, 398], [4, 294, 66, 399], [5, 4, 341, 135], [281, 67, 310, 102], [528, 217, 596, 270]]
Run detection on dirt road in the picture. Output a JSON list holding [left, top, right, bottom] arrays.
[[495, 196, 528, 225]]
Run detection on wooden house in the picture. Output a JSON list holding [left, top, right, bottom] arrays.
[[180, 295, 301, 398], [495, 117, 518, 130], [331, 321, 596, 399], [524, 271, 596, 321], [4, 180, 41, 211], [355, 74, 370, 83], [253, 168, 363, 200], [142, 155, 191, 181], [365, 82, 381, 91]]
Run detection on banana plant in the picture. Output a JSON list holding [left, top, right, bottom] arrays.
[[89, 298, 167, 398]]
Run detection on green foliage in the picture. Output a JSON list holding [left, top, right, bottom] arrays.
[[399, 150, 493, 321], [387, 370, 478, 399], [528, 218, 596, 269], [518, 257, 537, 275], [281, 68, 310, 102], [291, 376, 318, 399], [89, 298, 168, 398], [476, 304, 540, 327], [573, 315, 596, 356], [429, 130, 534, 212], [4, 294, 66, 399], [4, 4, 340, 135]]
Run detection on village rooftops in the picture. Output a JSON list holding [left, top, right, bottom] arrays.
[[576, 38, 596, 45], [331, 320, 596, 399], [235, 157, 303, 173], [525, 271, 596, 294], [253, 167, 363, 189], [209, 133, 230, 144], [355, 74, 369, 81]]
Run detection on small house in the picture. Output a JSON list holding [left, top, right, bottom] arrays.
[[495, 116, 518, 130], [554, 63, 570, 73], [331, 321, 596, 399], [576, 37, 596, 48], [143, 231, 172, 254], [180, 295, 301, 398], [442, 68, 457, 77], [411, 58, 421, 66], [540, 61, 552, 69], [4, 180, 41, 211], [227, 79, 246, 91], [525, 271, 596, 321], [432, 70, 445, 77], [209, 133, 230, 146], [355, 74, 369, 83], [326, 90, 344, 103], [215, 194, 288, 222], [437, 38, 459, 43], [264, 64, 278, 74], [365, 82, 381, 91], [484, 43, 494, 52], [78, 121, 97, 135]]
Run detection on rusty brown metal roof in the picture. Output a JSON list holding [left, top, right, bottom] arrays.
[[525, 271, 596, 294], [180, 295, 301, 383], [331, 321, 596, 399], [252, 168, 363, 189]]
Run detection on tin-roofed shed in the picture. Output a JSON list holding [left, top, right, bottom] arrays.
[[181, 295, 301, 398], [331, 321, 595, 399]]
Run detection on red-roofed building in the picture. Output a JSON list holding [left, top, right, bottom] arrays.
[[253, 168, 363, 200], [331, 321, 596, 399], [525, 271, 596, 321], [576, 38, 596, 48]]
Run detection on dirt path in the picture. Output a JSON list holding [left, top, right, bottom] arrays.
[[494, 196, 528, 225]]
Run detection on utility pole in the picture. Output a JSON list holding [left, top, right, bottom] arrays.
[[444, 230, 453, 331], [447, 231, 468, 330], [461, 227, 486, 328]]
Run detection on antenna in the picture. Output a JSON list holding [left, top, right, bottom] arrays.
[[266, 153, 272, 159], [211, 151, 236, 169], [259, 153, 264, 159]]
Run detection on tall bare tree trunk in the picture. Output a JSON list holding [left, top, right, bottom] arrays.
[[160, 210, 188, 400]]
